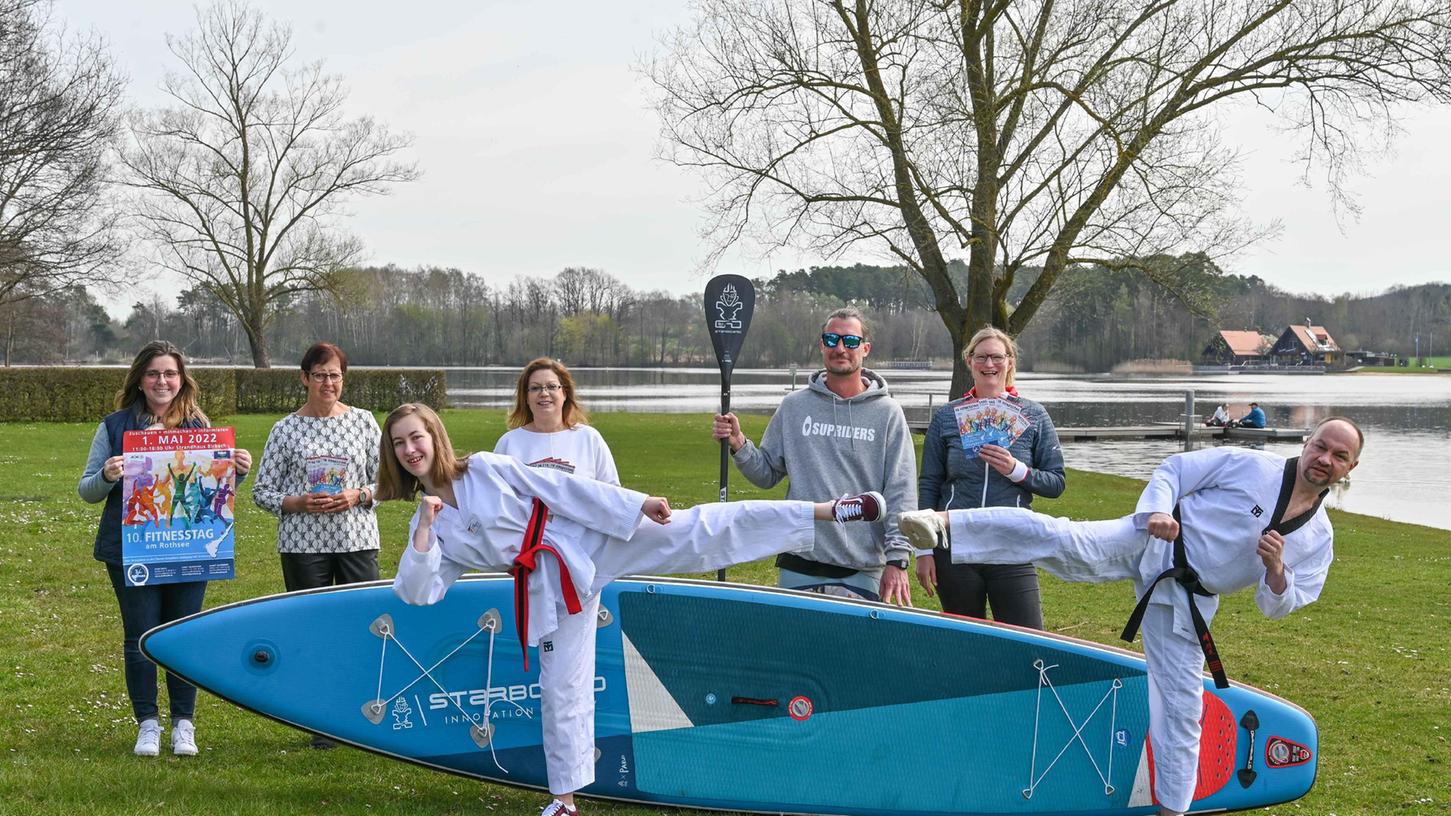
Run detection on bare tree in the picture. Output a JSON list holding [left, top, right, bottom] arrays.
[[122, 0, 419, 367], [649, 0, 1451, 392], [0, 0, 125, 326]]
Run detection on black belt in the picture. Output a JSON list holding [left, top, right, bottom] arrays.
[[1121, 506, 1228, 688]]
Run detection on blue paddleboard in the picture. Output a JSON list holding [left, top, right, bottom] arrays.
[[141, 576, 1317, 815]]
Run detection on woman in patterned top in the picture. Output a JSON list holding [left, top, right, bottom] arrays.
[[251, 342, 381, 747]]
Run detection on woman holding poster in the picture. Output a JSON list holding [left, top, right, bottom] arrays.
[[78, 341, 252, 758], [915, 327, 1065, 628], [251, 342, 380, 747]]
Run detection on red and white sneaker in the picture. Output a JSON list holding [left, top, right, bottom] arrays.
[[540, 799, 578, 816], [832, 491, 884, 523]]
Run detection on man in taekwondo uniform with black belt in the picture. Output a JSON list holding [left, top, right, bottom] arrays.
[[900, 416, 1363, 816]]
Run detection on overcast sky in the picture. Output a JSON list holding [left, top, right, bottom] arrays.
[[57, 0, 1451, 315]]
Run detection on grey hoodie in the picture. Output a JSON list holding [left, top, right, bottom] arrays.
[[731, 368, 917, 572]]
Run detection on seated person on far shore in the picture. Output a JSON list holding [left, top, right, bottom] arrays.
[[1240, 402, 1267, 429], [1205, 403, 1231, 427]]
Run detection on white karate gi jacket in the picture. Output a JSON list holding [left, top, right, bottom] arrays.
[[1133, 446, 1333, 639], [393, 452, 648, 645]]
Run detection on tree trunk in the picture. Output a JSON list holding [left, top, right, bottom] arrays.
[[947, 318, 970, 397], [244, 324, 271, 368]]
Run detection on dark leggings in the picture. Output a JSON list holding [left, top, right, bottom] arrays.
[[279, 550, 380, 592], [931, 550, 1043, 629], [106, 564, 207, 723]]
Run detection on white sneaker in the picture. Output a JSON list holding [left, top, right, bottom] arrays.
[[899, 509, 948, 550], [134, 719, 162, 756], [540, 800, 578, 816], [171, 718, 198, 756]]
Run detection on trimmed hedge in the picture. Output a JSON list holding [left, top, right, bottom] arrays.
[[233, 368, 447, 414], [0, 367, 446, 422]]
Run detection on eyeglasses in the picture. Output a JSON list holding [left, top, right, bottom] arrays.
[[821, 333, 864, 349], [308, 372, 344, 383], [143, 370, 180, 381], [971, 354, 1009, 365], [528, 384, 564, 395]]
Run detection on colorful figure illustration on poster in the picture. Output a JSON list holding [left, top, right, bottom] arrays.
[[953, 397, 1031, 458], [122, 428, 239, 586]]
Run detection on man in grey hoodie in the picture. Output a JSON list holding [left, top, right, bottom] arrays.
[[712, 307, 918, 604]]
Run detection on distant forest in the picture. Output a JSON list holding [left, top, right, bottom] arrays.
[[4, 257, 1448, 371]]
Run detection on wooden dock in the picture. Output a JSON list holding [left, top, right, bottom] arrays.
[[902, 407, 1306, 443]]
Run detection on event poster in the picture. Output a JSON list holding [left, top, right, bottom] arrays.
[[953, 398, 1031, 458], [306, 454, 350, 495], [121, 427, 237, 587]]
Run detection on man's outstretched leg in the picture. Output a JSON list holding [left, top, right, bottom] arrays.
[[899, 507, 1143, 584]]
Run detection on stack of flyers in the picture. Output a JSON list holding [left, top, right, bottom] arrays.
[[306, 454, 350, 495], [953, 398, 1031, 458]]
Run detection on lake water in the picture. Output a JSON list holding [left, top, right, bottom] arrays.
[[446, 367, 1451, 532]]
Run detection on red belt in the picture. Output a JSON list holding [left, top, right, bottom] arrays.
[[508, 499, 581, 671]]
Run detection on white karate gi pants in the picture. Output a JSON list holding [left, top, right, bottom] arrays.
[[537, 499, 815, 794], [946, 507, 1205, 814]]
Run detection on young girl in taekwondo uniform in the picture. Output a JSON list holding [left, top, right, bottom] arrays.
[[377, 403, 884, 816]]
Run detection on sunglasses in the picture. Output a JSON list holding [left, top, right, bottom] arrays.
[[821, 332, 864, 349]]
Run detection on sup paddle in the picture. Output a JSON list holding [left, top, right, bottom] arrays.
[[703, 274, 756, 581]]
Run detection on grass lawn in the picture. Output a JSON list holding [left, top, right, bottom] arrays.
[[1, 411, 1446, 815], [1354, 355, 1450, 373]]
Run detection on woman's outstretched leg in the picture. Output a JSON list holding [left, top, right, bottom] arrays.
[[592, 493, 883, 585]]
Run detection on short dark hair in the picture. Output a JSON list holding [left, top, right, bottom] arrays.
[[301, 342, 348, 373], [820, 307, 869, 339]]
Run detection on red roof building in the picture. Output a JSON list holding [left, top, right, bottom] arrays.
[[1201, 330, 1275, 365], [1270, 323, 1341, 366]]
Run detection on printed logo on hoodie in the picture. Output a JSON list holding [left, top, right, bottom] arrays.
[[800, 415, 877, 442]]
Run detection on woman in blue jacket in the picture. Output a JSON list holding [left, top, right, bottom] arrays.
[[78, 341, 251, 757], [916, 327, 1065, 628]]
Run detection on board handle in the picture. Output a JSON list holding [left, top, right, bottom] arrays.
[[731, 696, 779, 708], [1237, 709, 1260, 788]]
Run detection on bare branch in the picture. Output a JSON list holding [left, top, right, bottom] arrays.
[[119, 0, 419, 367]]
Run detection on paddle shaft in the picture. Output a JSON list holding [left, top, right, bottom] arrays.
[[716, 381, 730, 581]]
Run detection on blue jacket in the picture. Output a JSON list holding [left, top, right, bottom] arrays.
[[1242, 406, 1267, 428], [918, 393, 1067, 519]]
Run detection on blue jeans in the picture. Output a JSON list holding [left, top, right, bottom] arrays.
[[105, 564, 207, 723]]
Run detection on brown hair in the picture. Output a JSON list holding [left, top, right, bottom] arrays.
[[376, 403, 469, 501], [114, 341, 209, 428], [820, 306, 870, 339], [301, 342, 348, 373], [507, 358, 590, 430], [963, 326, 1020, 388]]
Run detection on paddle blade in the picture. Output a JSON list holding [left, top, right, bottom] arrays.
[[703, 274, 756, 375]]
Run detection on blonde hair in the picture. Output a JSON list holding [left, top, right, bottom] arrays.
[[507, 357, 590, 430], [963, 326, 1020, 388], [376, 403, 469, 501], [115, 341, 209, 428]]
